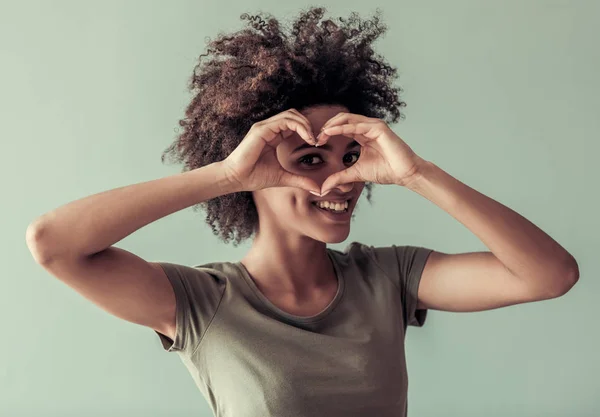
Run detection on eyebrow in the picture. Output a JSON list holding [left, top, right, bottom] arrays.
[[291, 140, 361, 154]]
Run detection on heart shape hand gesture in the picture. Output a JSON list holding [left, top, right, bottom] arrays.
[[315, 112, 425, 195]]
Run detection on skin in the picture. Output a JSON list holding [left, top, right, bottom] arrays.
[[240, 104, 365, 310]]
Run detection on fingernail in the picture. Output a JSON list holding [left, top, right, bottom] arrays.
[[320, 189, 331, 196], [309, 191, 321, 196]]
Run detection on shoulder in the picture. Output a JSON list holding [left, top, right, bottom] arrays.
[[156, 260, 234, 290]]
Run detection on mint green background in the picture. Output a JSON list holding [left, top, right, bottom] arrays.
[[4, 1, 597, 415]]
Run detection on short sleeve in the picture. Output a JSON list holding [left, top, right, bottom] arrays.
[[364, 244, 434, 328], [154, 262, 226, 354]]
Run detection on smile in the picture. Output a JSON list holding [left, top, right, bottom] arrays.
[[311, 199, 351, 213]]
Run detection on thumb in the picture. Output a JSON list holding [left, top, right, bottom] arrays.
[[320, 169, 356, 196], [279, 171, 321, 195]]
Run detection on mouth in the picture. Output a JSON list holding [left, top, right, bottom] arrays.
[[310, 199, 352, 214]]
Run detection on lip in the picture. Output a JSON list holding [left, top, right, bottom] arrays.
[[310, 198, 352, 207]]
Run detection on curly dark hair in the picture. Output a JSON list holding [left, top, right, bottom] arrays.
[[161, 7, 407, 247]]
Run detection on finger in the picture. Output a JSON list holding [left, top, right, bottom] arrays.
[[272, 110, 317, 145], [283, 110, 318, 144], [281, 118, 317, 146], [320, 113, 375, 131], [320, 168, 360, 196], [288, 109, 318, 141], [319, 123, 376, 146], [264, 118, 317, 149], [319, 111, 349, 131]]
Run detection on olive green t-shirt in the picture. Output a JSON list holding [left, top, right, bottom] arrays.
[[154, 241, 434, 417]]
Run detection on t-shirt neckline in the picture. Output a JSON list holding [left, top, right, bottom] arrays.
[[233, 248, 345, 323]]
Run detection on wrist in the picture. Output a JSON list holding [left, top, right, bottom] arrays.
[[212, 161, 246, 195], [395, 156, 431, 188]]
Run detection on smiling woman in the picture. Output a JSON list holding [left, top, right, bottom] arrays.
[[24, 6, 467, 417], [23, 2, 586, 416]]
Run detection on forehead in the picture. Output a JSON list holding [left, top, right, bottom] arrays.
[[300, 104, 348, 127]]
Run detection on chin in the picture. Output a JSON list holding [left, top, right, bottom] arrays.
[[323, 236, 349, 244], [303, 210, 360, 243], [312, 228, 351, 244]]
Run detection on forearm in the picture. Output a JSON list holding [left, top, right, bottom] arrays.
[[403, 159, 579, 293], [26, 161, 239, 263]]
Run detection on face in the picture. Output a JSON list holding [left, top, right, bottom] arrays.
[[252, 104, 365, 244]]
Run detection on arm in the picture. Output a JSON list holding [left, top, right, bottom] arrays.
[[25, 161, 240, 338], [403, 159, 579, 313], [26, 161, 236, 262]]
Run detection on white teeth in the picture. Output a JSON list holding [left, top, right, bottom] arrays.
[[315, 200, 349, 211]]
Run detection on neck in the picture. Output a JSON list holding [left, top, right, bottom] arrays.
[[240, 231, 335, 296]]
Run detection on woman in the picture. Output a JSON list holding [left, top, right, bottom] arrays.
[[27, 7, 579, 417]]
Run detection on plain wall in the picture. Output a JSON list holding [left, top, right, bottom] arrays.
[[2, 0, 598, 415]]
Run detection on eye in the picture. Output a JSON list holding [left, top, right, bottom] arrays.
[[298, 151, 360, 167], [298, 154, 324, 166], [343, 151, 360, 165]]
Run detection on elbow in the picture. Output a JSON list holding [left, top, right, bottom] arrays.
[[552, 259, 580, 298], [26, 222, 52, 265]]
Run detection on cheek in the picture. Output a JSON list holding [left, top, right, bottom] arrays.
[[279, 160, 325, 186], [255, 189, 297, 213], [276, 193, 310, 214]]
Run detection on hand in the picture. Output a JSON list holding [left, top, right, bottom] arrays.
[[316, 112, 426, 194], [222, 109, 322, 194]]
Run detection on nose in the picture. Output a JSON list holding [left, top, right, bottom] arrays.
[[328, 182, 355, 194], [318, 162, 356, 193]]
